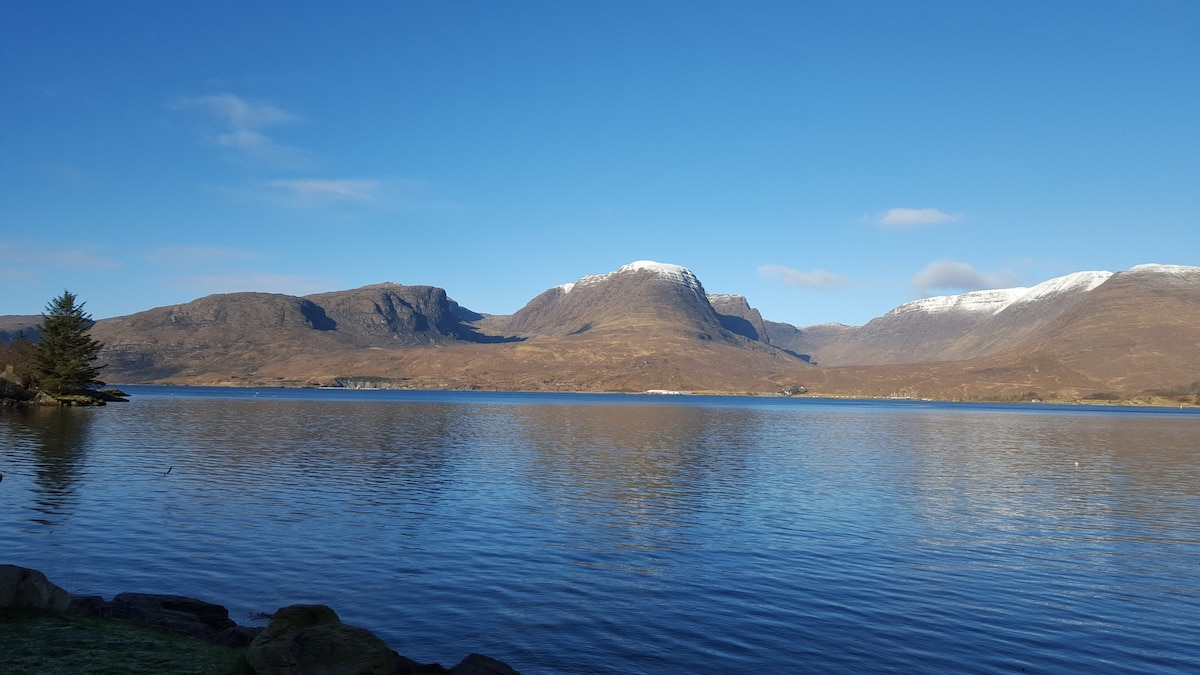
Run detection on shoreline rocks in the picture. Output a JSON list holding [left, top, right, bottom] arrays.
[[0, 564, 71, 611], [2, 565, 519, 674]]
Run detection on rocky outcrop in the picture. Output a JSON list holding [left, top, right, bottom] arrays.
[[304, 284, 466, 346], [445, 653, 520, 675], [0, 564, 70, 611], [247, 604, 403, 675]]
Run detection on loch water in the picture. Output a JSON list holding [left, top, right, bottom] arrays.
[[2, 387, 1199, 673]]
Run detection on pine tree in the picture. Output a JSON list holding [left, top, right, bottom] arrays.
[[30, 291, 107, 394]]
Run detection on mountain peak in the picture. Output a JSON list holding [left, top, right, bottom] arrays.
[[570, 260, 704, 293], [506, 260, 721, 338]]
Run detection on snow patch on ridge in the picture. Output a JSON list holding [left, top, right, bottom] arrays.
[[1008, 270, 1111, 305], [890, 288, 1025, 316], [706, 293, 745, 303], [574, 260, 704, 292], [893, 269, 1115, 318], [1127, 263, 1200, 277]]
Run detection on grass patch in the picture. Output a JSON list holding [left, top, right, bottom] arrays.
[[0, 610, 251, 675]]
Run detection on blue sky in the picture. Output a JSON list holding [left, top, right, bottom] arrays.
[[2, 1, 1197, 327]]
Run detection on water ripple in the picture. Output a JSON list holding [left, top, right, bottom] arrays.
[[2, 390, 1198, 673]]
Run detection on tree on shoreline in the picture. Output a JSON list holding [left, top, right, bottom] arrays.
[[28, 291, 107, 395]]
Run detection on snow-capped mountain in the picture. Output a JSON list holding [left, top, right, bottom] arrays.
[[575, 260, 705, 292], [891, 270, 1112, 318], [793, 265, 1198, 368], [506, 260, 727, 338]]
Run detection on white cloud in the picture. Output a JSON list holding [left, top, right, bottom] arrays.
[[910, 259, 1020, 291], [878, 207, 959, 228], [758, 264, 852, 290], [169, 93, 312, 169]]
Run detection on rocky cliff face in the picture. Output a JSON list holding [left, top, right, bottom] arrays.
[[304, 283, 464, 346], [707, 294, 769, 343]]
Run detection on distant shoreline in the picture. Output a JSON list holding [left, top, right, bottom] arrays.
[[99, 383, 1198, 409]]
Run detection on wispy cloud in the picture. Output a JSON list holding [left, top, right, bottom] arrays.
[[265, 179, 381, 208], [170, 272, 337, 297], [169, 93, 312, 169], [877, 207, 959, 228], [170, 94, 452, 212], [910, 259, 1019, 292], [0, 240, 120, 271], [759, 264, 852, 290], [143, 245, 261, 267], [0, 267, 37, 283], [45, 250, 122, 270], [216, 177, 454, 212]]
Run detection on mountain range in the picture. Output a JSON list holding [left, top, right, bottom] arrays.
[[5, 261, 1198, 400]]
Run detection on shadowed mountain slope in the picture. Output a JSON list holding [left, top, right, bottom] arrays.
[[0, 315, 42, 343], [707, 294, 769, 343]]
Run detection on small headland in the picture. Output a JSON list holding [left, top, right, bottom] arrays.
[[0, 369, 130, 407], [1, 564, 520, 674]]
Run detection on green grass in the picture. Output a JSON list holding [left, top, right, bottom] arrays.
[[0, 610, 251, 675]]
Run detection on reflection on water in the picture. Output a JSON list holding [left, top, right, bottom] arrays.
[[1, 390, 1198, 674], [1, 406, 95, 525]]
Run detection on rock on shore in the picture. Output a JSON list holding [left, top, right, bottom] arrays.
[[0, 565, 71, 611], [1, 565, 520, 674]]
